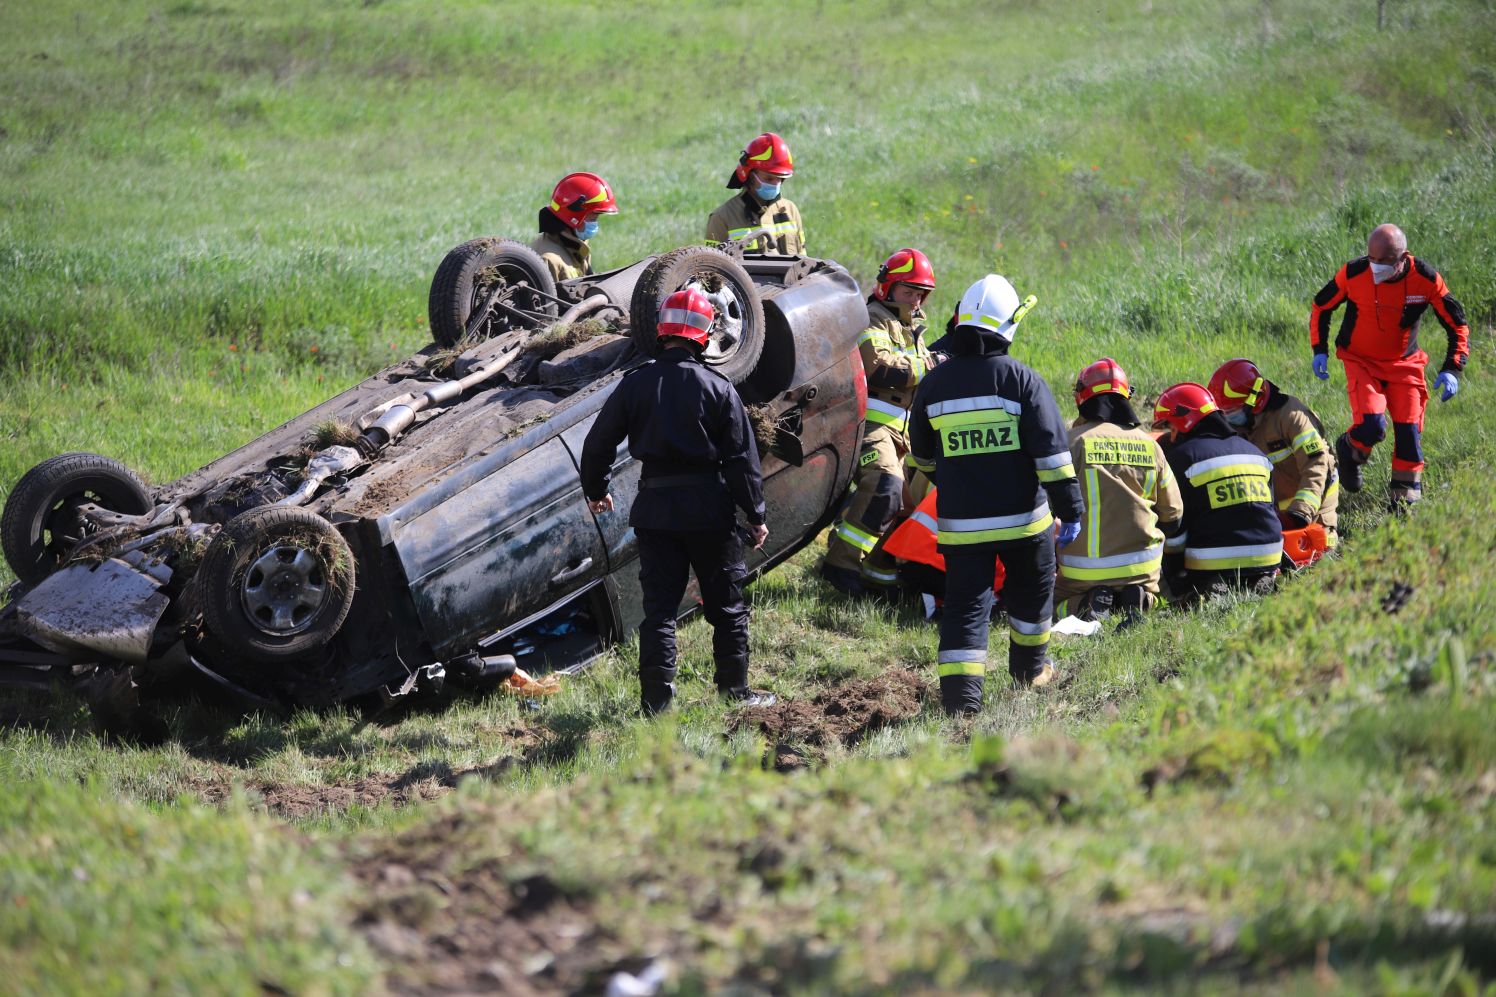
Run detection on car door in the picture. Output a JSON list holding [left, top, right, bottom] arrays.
[[390, 438, 608, 656]]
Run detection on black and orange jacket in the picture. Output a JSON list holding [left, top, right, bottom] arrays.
[[1309, 254, 1469, 373]]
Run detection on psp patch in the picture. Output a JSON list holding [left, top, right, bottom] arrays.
[[859, 448, 879, 468]]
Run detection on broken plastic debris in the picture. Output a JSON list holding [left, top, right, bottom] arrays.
[[503, 667, 562, 697]]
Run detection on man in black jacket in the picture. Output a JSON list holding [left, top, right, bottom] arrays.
[[908, 275, 1085, 714], [579, 288, 774, 715]]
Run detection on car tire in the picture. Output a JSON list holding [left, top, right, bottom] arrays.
[[194, 506, 356, 666], [1, 452, 153, 586], [427, 238, 559, 348], [629, 247, 766, 384]]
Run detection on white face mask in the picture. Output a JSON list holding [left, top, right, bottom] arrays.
[[1370, 260, 1399, 283]]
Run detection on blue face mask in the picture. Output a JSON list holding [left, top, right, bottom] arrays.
[[576, 219, 599, 240], [1224, 407, 1250, 428], [755, 181, 782, 203]]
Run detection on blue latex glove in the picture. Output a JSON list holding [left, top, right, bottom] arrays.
[[1057, 521, 1081, 546], [1312, 354, 1330, 381], [1436, 371, 1459, 402]]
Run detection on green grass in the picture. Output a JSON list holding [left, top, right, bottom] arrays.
[[2, 0, 1495, 992]]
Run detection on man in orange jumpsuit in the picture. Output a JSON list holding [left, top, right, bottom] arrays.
[[1309, 223, 1470, 509]]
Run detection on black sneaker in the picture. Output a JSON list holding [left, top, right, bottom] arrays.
[[721, 688, 777, 708], [1335, 434, 1363, 492]]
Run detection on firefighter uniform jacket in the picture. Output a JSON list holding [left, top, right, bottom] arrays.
[[579, 348, 766, 533], [1059, 419, 1183, 586], [529, 230, 592, 283], [908, 349, 1084, 551], [705, 191, 805, 256], [858, 296, 932, 436], [1162, 421, 1283, 572], [1247, 390, 1339, 531], [1309, 255, 1470, 374]]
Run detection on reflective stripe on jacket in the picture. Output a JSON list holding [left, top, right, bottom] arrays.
[[883, 489, 1008, 590], [705, 191, 805, 255], [1246, 391, 1339, 529], [1163, 425, 1282, 571], [858, 296, 930, 434], [908, 348, 1083, 551], [1059, 419, 1183, 584]]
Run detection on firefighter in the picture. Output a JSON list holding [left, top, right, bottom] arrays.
[[530, 171, 618, 283], [705, 132, 805, 255], [578, 288, 775, 715], [908, 275, 1084, 713], [1309, 223, 1470, 509], [1152, 383, 1283, 603], [1208, 357, 1339, 545], [821, 248, 937, 598], [1055, 358, 1184, 627]]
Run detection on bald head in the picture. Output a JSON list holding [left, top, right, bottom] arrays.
[[1368, 223, 1408, 264]]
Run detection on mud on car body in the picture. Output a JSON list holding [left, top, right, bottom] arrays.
[[0, 242, 869, 714]]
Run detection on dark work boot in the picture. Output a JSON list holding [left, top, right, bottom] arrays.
[[1085, 586, 1116, 621], [640, 681, 676, 717], [1335, 434, 1364, 492], [1114, 585, 1148, 631], [819, 562, 865, 598]]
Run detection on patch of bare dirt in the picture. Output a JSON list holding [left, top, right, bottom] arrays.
[[349, 811, 644, 995], [734, 668, 929, 767], [185, 727, 548, 818]]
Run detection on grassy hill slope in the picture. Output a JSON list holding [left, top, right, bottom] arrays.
[[1, 0, 1493, 992]]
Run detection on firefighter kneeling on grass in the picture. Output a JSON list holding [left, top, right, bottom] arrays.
[[1152, 383, 1283, 603], [1208, 357, 1339, 552], [822, 248, 938, 598], [908, 275, 1084, 714], [1054, 358, 1183, 629]]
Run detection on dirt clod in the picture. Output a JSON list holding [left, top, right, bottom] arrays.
[[735, 669, 928, 764]]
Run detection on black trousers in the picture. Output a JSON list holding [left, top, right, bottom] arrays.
[[636, 527, 751, 711], [938, 536, 1056, 714]]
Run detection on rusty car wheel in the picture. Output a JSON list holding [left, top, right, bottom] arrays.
[[1, 452, 153, 587], [427, 238, 559, 348], [628, 246, 765, 384], [194, 506, 356, 666]]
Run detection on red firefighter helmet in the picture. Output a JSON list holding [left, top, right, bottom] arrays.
[[729, 132, 795, 188], [656, 288, 715, 348], [874, 248, 936, 301], [1152, 382, 1219, 436], [1207, 358, 1270, 414], [546, 172, 618, 231], [1074, 357, 1131, 406]]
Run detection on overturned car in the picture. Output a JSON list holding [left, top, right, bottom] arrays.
[[0, 241, 869, 710]]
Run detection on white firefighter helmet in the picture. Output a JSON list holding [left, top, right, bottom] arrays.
[[956, 274, 1037, 342]]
